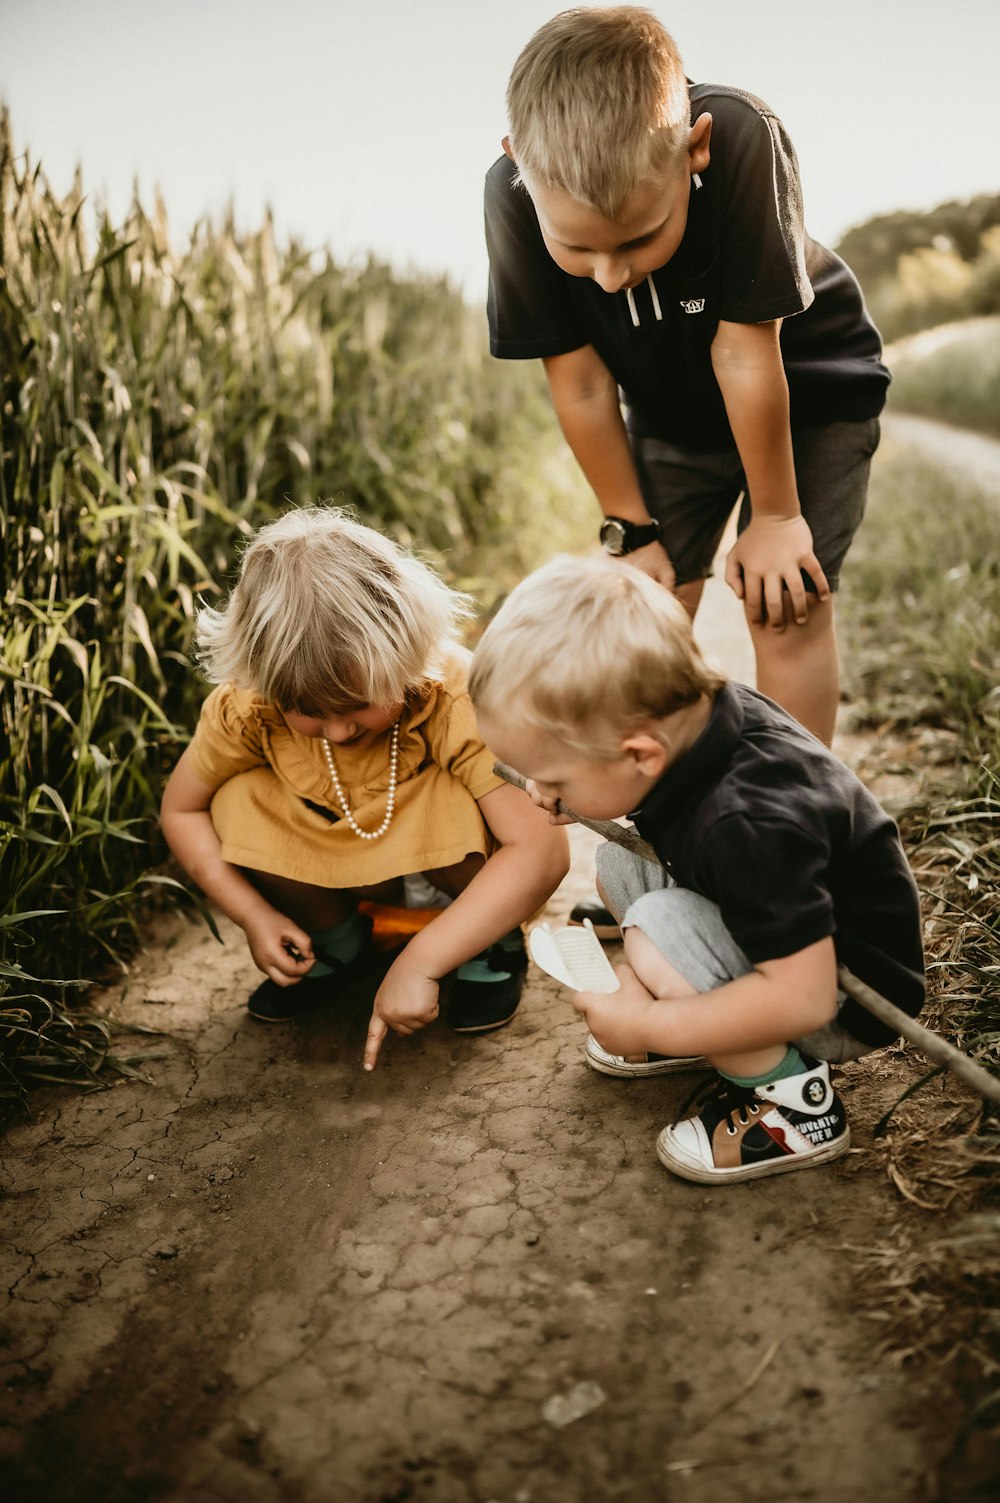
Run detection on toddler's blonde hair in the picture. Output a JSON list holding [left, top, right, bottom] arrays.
[[469, 554, 725, 757], [506, 6, 690, 218], [196, 506, 472, 712]]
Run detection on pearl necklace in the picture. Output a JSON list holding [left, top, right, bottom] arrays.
[[321, 721, 400, 840]]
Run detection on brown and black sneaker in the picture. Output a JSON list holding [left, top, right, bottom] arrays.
[[656, 1056, 850, 1184]]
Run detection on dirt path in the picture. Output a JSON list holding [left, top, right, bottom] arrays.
[[882, 410, 1000, 497], [0, 511, 981, 1503]]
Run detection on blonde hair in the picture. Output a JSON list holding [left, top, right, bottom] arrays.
[[506, 6, 690, 218], [196, 506, 472, 712], [469, 554, 725, 757]]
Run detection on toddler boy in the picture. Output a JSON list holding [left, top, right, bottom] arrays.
[[469, 557, 925, 1183], [486, 6, 888, 747]]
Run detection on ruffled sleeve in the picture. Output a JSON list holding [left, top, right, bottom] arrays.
[[186, 683, 272, 788], [421, 646, 505, 802]]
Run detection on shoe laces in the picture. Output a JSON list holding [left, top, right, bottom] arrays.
[[675, 1075, 762, 1136]]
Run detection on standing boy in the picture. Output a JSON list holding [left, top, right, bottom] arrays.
[[485, 6, 888, 747], [469, 556, 925, 1184]]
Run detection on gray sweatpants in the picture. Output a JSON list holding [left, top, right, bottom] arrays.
[[596, 842, 870, 1064]]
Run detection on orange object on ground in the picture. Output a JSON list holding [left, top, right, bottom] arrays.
[[358, 901, 446, 948]]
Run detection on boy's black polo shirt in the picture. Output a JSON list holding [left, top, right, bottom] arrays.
[[630, 683, 925, 1048], [485, 82, 890, 451]]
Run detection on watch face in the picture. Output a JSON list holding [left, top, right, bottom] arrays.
[[600, 519, 627, 555]]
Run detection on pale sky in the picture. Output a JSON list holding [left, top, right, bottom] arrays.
[[3, 0, 998, 298]]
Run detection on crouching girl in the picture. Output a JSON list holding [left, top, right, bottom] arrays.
[[161, 506, 569, 1070]]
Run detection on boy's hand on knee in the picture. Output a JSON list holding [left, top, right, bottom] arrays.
[[244, 908, 315, 985], [572, 962, 657, 1056], [620, 539, 676, 593], [725, 514, 829, 629], [363, 959, 440, 1070]]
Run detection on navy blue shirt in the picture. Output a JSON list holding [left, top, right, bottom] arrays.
[[486, 83, 890, 451], [631, 683, 925, 1048]]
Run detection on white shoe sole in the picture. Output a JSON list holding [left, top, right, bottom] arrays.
[[656, 1124, 851, 1183], [586, 1036, 709, 1078]]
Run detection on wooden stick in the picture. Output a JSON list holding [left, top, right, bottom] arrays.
[[494, 761, 660, 862], [834, 966, 1000, 1105], [494, 760, 1000, 1106]]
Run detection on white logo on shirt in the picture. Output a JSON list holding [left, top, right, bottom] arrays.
[[680, 298, 705, 314]]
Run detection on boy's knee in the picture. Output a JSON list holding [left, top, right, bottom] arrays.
[[623, 923, 697, 999], [624, 886, 711, 948], [749, 593, 836, 651], [623, 886, 752, 995]]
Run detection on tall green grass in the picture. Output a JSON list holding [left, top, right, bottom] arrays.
[[0, 111, 584, 1112]]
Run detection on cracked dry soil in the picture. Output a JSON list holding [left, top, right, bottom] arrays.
[[0, 563, 976, 1503]]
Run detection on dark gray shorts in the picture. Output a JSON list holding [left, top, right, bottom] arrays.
[[629, 418, 881, 590]]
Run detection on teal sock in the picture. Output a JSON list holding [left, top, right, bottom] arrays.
[[456, 929, 522, 984], [308, 911, 368, 977], [720, 1046, 806, 1090]]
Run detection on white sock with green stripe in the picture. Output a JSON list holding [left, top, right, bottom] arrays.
[[720, 1046, 807, 1090]]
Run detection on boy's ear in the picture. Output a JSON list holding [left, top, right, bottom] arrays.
[[688, 112, 712, 177], [502, 135, 516, 161], [621, 732, 669, 780]]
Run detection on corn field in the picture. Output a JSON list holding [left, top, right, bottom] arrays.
[[0, 111, 583, 1112]]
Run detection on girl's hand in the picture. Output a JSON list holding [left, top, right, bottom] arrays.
[[725, 514, 829, 629], [571, 962, 660, 1056], [243, 907, 315, 985], [364, 955, 440, 1071]]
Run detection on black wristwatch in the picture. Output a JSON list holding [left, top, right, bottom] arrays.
[[599, 515, 662, 556]]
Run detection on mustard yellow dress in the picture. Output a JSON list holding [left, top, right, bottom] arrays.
[[186, 644, 503, 888]]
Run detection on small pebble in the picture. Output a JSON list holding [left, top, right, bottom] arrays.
[[542, 1380, 607, 1429]]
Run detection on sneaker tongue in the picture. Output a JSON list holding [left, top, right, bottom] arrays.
[[675, 1075, 755, 1130]]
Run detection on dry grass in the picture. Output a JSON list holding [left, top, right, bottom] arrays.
[[841, 444, 1000, 1450]]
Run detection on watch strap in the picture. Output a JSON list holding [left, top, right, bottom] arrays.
[[600, 516, 661, 555]]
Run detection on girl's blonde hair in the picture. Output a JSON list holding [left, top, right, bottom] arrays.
[[506, 7, 690, 218], [469, 554, 725, 757], [196, 507, 472, 712]]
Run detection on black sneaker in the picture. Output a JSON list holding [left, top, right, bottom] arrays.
[[569, 898, 620, 941], [447, 934, 529, 1034], [246, 915, 390, 1022], [656, 1056, 850, 1183]]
